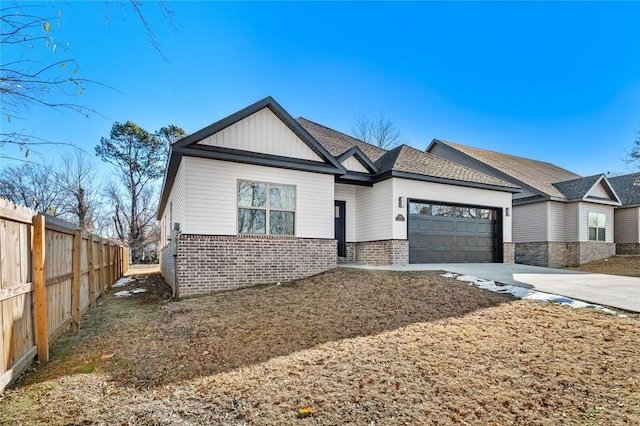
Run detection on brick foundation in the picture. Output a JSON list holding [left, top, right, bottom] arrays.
[[338, 242, 357, 263], [515, 241, 615, 267], [617, 243, 640, 255], [353, 240, 409, 265], [502, 243, 515, 263], [174, 235, 336, 297], [160, 245, 176, 293]]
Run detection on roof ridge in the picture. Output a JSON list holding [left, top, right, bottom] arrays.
[[296, 117, 388, 154], [437, 139, 579, 174]]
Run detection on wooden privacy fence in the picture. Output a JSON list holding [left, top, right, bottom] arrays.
[[0, 199, 129, 391]]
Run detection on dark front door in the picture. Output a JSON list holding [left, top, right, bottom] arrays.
[[334, 200, 346, 257]]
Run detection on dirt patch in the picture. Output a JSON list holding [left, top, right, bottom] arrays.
[[569, 255, 640, 277], [2, 269, 639, 425]]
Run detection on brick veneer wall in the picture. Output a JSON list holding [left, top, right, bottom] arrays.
[[159, 245, 175, 292], [353, 240, 409, 265], [502, 243, 516, 263], [338, 242, 357, 263], [616, 243, 640, 255], [175, 235, 337, 297], [515, 241, 615, 267]]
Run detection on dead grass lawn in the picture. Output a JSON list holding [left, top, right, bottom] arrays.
[[1, 268, 639, 425], [569, 255, 640, 277]]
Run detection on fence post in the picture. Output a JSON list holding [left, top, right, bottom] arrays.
[[99, 239, 105, 294], [71, 230, 82, 332], [32, 215, 49, 363], [88, 235, 96, 309]]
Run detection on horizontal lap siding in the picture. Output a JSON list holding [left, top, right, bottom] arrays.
[[614, 207, 640, 244], [160, 161, 185, 246], [547, 202, 566, 242], [513, 203, 547, 242], [184, 157, 334, 238], [393, 178, 512, 242], [578, 202, 615, 243], [355, 180, 393, 242]]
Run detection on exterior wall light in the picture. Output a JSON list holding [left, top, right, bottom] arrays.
[[506, 208, 510, 217], [398, 197, 405, 208]]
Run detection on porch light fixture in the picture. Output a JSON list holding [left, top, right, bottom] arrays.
[[506, 208, 510, 217], [398, 197, 405, 208]]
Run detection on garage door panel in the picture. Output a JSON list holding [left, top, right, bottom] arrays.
[[408, 202, 498, 263]]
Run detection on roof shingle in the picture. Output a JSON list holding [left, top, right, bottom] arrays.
[[608, 172, 640, 206], [434, 140, 580, 198], [552, 174, 604, 200]]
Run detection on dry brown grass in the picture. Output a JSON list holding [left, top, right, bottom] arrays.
[[569, 255, 640, 277], [2, 268, 639, 425]]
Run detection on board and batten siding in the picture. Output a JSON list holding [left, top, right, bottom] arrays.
[[197, 108, 323, 162], [334, 184, 357, 242], [577, 202, 615, 243], [614, 207, 640, 244], [586, 181, 613, 199], [547, 201, 566, 242], [355, 179, 394, 242], [182, 157, 334, 238], [341, 156, 369, 173], [392, 178, 513, 242], [513, 203, 548, 242], [160, 160, 185, 245]]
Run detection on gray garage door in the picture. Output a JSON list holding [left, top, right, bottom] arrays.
[[408, 201, 498, 263]]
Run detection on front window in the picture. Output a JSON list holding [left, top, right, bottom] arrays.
[[588, 212, 606, 241], [238, 180, 296, 235]]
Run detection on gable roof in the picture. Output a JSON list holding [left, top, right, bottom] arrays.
[[428, 139, 582, 199], [552, 174, 620, 205], [336, 146, 379, 174], [608, 172, 640, 207], [296, 117, 387, 162], [378, 145, 520, 190], [158, 97, 346, 217], [298, 118, 518, 191]]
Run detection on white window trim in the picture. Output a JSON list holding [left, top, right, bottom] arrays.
[[587, 211, 606, 242]]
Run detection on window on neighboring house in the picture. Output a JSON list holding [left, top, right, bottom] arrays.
[[237, 180, 296, 235], [588, 212, 606, 241]]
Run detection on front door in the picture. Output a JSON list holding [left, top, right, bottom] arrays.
[[334, 200, 346, 257]]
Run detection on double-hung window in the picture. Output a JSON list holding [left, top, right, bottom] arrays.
[[588, 212, 606, 242], [237, 180, 296, 235]]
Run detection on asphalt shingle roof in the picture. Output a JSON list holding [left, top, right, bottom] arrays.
[[296, 117, 388, 162], [608, 172, 640, 206], [435, 140, 581, 198], [297, 119, 518, 190], [380, 145, 519, 188], [552, 174, 604, 200]]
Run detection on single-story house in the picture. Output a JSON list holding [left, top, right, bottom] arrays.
[[608, 172, 640, 255], [157, 97, 519, 296], [426, 140, 622, 267]]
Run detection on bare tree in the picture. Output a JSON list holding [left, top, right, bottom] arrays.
[[1, 1, 175, 154], [0, 161, 64, 215], [352, 113, 404, 149], [627, 130, 640, 169], [96, 121, 185, 263], [58, 152, 102, 231]]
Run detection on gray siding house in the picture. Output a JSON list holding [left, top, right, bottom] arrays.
[[427, 140, 622, 267], [157, 97, 518, 296], [609, 172, 640, 255]]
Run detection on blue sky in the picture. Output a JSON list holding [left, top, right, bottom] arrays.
[[2, 1, 639, 176]]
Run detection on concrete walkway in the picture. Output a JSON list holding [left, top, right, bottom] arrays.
[[341, 263, 640, 313]]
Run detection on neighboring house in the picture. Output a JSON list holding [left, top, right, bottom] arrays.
[[609, 172, 640, 255], [157, 97, 519, 296], [427, 140, 622, 267]]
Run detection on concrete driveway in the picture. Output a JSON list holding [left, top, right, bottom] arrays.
[[342, 263, 640, 313]]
